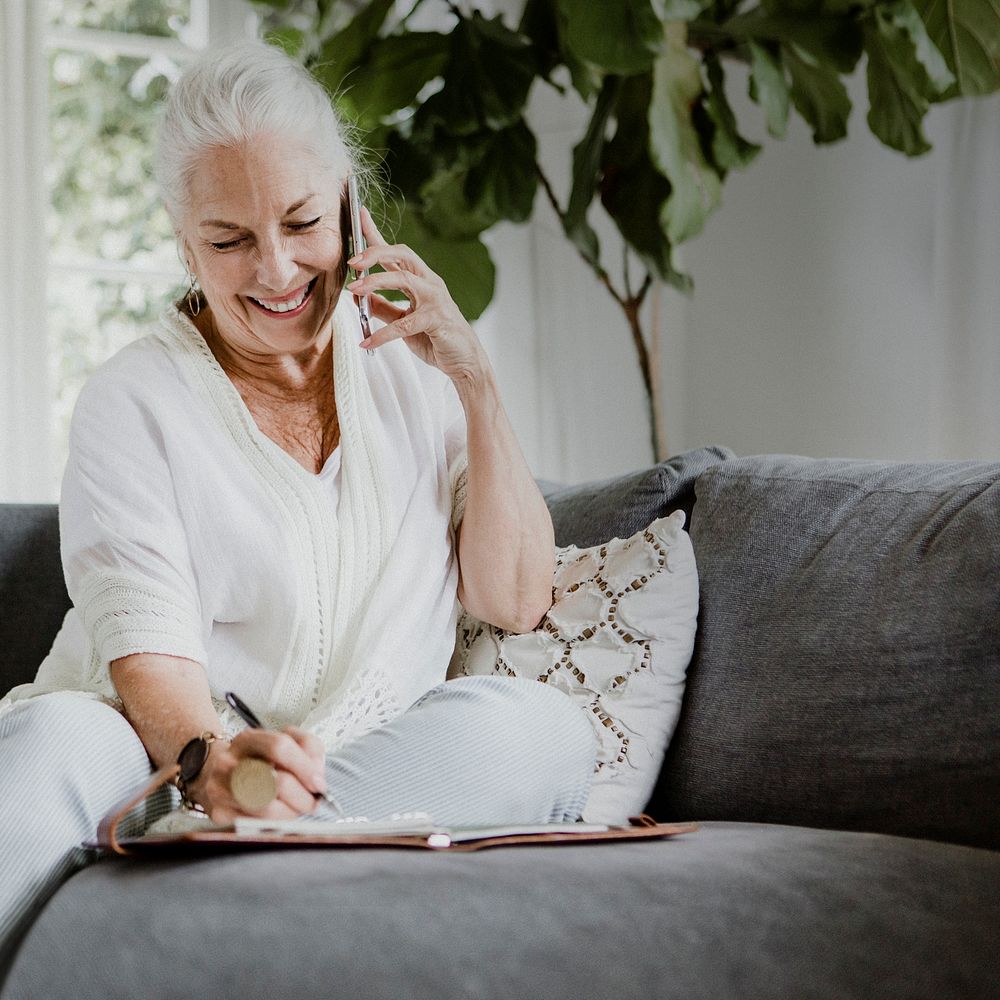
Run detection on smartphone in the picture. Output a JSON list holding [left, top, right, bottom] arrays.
[[347, 173, 375, 356]]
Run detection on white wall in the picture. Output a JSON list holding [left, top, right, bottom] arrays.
[[480, 66, 1000, 484], [676, 70, 997, 465]]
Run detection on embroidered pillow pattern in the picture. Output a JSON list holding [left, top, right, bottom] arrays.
[[451, 510, 699, 824]]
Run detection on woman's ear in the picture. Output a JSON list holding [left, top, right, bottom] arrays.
[[176, 234, 195, 276]]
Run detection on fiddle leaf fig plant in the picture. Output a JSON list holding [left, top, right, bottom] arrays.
[[253, 0, 1000, 460]]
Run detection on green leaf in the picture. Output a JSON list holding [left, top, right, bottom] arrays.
[[864, 40, 930, 153], [263, 27, 305, 59], [520, 0, 602, 99], [648, 22, 722, 243], [518, 0, 563, 83], [784, 45, 852, 143], [338, 32, 449, 129], [723, 9, 864, 73], [875, 1, 954, 95], [563, 45, 604, 102], [557, 0, 663, 74], [759, 0, 869, 16], [313, 0, 394, 84], [660, 0, 710, 17], [596, 72, 672, 278], [911, 0, 1000, 97], [563, 77, 622, 270], [748, 40, 790, 138], [465, 122, 539, 224], [704, 54, 761, 171], [390, 203, 495, 320], [861, 1, 956, 155], [600, 75, 689, 288], [417, 13, 536, 134], [605, 158, 692, 291], [419, 162, 501, 241], [863, 18, 931, 154], [382, 128, 437, 201]]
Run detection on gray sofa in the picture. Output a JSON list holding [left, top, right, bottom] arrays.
[[2, 448, 998, 1000]]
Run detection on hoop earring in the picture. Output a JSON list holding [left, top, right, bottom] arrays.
[[185, 271, 202, 316]]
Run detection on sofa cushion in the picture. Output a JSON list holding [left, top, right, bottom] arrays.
[[7, 822, 999, 1000], [651, 455, 1000, 849], [451, 511, 699, 824], [0, 505, 70, 694], [541, 445, 734, 547]]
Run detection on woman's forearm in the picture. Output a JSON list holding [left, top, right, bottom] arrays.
[[110, 652, 225, 770], [453, 364, 555, 633], [110, 653, 326, 822]]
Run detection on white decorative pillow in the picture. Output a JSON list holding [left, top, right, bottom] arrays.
[[449, 510, 699, 824]]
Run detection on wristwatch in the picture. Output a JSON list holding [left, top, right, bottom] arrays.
[[175, 731, 223, 812]]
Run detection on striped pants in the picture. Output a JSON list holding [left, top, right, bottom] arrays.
[[0, 676, 596, 979]]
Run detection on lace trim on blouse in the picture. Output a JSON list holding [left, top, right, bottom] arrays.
[[76, 569, 208, 685]]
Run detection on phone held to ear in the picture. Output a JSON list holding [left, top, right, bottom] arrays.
[[348, 173, 375, 357]]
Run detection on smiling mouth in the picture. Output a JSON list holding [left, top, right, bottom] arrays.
[[248, 277, 318, 316]]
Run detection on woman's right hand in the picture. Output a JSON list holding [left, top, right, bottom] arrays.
[[188, 726, 329, 825]]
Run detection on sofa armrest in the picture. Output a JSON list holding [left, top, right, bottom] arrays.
[[0, 504, 70, 695]]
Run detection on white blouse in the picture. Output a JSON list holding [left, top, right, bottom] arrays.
[[2, 293, 469, 750]]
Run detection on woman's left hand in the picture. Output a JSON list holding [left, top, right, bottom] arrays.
[[346, 208, 489, 385]]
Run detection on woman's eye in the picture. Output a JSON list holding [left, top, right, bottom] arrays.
[[288, 217, 321, 232], [209, 237, 246, 251]]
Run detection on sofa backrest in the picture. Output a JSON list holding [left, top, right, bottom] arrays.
[[541, 446, 735, 546], [649, 455, 1000, 850], [0, 504, 70, 694], [0, 447, 735, 700]]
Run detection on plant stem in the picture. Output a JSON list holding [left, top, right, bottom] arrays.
[[535, 163, 665, 461]]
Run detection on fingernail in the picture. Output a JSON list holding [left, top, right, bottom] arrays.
[[313, 772, 327, 790], [358, 338, 373, 349]]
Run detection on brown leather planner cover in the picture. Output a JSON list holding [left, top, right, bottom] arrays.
[[93, 764, 698, 856]]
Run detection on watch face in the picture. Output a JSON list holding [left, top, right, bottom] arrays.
[[178, 736, 210, 784]]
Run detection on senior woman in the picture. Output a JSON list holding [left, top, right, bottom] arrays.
[[0, 40, 596, 971]]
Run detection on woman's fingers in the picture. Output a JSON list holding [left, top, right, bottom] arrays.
[[283, 725, 325, 766], [229, 728, 327, 797], [359, 205, 384, 245], [347, 209, 486, 379], [368, 294, 410, 324], [353, 212, 438, 281]]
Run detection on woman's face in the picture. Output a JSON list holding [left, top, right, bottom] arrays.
[[180, 132, 346, 359]]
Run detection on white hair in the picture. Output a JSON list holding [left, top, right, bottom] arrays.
[[156, 39, 358, 228]]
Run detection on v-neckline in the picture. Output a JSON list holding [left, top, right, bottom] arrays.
[[170, 308, 341, 483]]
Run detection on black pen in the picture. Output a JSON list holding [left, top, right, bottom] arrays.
[[224, 690, 344, 815]]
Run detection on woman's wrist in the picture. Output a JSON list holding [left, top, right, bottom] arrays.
[[182, 736, 231, 812], [452, 352, 498, 408]]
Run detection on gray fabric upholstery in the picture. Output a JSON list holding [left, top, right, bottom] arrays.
[[652, 456, 1000, 850], [540, 446, 734, 547], [6, 822, 999, 1000], [0, 505, 68, 693], [2, 451, 998, 999]]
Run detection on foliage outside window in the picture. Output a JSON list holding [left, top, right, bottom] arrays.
[[45, 0, 202, 487]]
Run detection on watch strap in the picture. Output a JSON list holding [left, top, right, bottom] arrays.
[[175, 731, 223, 812]]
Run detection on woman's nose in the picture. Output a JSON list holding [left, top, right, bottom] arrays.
[[255, 238, 298, 291]]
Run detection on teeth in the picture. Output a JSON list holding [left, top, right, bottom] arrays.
[[253, 283, 310, 313]]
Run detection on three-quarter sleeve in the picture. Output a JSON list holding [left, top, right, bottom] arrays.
[[60, 368, 208, 682]]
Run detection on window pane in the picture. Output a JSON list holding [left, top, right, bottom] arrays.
[[48, 47, 177, 266], [48, 272, 184, 479], [47, 43, 184, 488], [47, 0, 190, 37]]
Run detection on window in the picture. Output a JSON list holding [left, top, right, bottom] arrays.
[[0, 0, 254, 501]]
